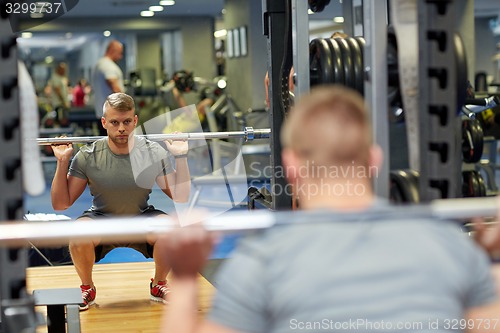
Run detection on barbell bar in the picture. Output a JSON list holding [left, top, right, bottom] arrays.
[[35, 127, 271, 145], [0, 197, 497, 248]]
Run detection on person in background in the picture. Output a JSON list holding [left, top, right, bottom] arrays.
[[92, 39, 124, 120], [49, 62, 70, 126], [72, 78, 88, 107]]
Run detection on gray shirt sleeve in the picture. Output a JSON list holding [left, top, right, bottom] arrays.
[[464, 242, 498, 308], [208, 237, 270, 333], [68, 150, 88, 180]]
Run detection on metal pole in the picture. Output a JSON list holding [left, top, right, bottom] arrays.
[[0, 196, 497, 247], [364, 1, 389, 198], [35, 127, 271, 145], [291, 0, 309, 99], [0, 10, 36, 333], [263, 0, 293, 210]]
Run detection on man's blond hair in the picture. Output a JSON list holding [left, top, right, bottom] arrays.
[[281, 85, 372, 167], [103, 92, 135, 116]]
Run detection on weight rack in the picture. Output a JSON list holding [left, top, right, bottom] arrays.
[[0, 12, 36, 333], [417, 0, 462, 201]]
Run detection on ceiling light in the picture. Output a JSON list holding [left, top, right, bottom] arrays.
[[103, 30, 111, 37], [333, 16, 344, 23], [30, 12, 44, 18], [65, 32, 73, 38], [21, 32, 33, 38], [308, 9, 314, 15], [140, 10, 155, 17], [159, 0, 175, 5], [221, 8, 226, 14], [149, 5, 163, 11], [45, 56, 54, 64], [214, 29, 227, 38]]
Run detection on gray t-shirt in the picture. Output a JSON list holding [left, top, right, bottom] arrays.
[[92, 56, 124, 118], [68, 137, 174, 215], [209, 205, 497, 333]]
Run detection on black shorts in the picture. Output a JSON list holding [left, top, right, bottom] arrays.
[[77, 205, 166, 262]]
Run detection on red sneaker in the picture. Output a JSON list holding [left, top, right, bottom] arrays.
[[150, 279, 170, 304], [79, 285, 96, 311]]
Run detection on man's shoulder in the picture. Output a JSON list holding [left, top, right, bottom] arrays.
[[95, 57, 114, 69], [77, 138, 107, 156]]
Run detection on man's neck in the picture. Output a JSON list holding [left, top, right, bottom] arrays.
[[107, 137, 133, 155], [295, 178, 376, 211]]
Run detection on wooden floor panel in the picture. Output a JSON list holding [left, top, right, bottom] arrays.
[[27, 262, 215, 333]]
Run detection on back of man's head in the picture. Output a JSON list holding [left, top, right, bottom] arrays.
[[281, 85, 371, 168], [103, 92, 135, 116], [55, 62, 66, 75], [105, 40, 123, 61]]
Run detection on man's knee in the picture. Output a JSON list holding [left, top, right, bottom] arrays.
[[69, 241, 96, 252]]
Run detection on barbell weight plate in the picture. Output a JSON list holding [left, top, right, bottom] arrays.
[[354, 37, 366, 89], [344, 37, 364, 94], [309, 39, 334, 86], [471, 120, 484, 163], [462, 170, 480, 198], [335, 37, 355, 88], [462, 119, 484, 164], [323, 38, 340, 84], [390, 169, 419, 204], [324, 38, 344, 84], [405, 169, 420, 202], [475, 172, 487, 197], [389, 177, 405, 203]]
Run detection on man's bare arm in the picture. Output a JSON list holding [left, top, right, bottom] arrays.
[[466, 300, 500, 333], [158, 225, 241, 333], [51, 165, 87, 210], [106, 78, 123, 93], [160, 276, 241, 333], [51, 144, 87, 210], [164, 157, 191, 202]]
